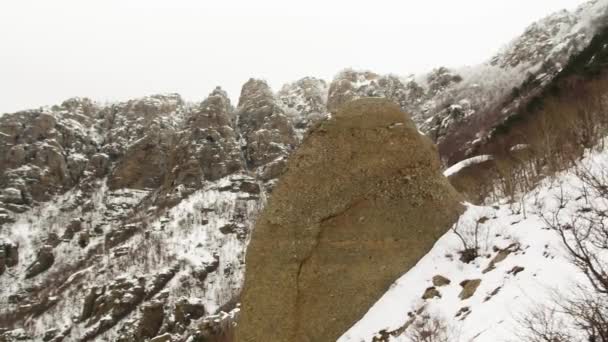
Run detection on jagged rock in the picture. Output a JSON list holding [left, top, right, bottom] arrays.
[[219, 223, 247, 240], [81, 286, 103, 321], [237, 98, 463, 342], [77, 231, 90, 248], [67, 153, 88, 181], [236, 79, 297, 180], [0, 188, 24, 204], [219, 223, 237, 235], [88, 153, 110, 177], [508, 266, 525, 276], [24, 296, 59, 318], [459, 279, 482, 300], [153, 88, 244, 208], [483, 251, 509, 273], [62, 218, 83, 240], [0, 209, 15, 226], [0, 241, 19, 275], [175, 299, 206, 326], [108, 132, 171, 190], [44, 233, 61, 248], [236, 181, 260, 194], [25, 246, 54, 279], [145, 267, 178, 300], [42, 328, 59, 342], [278, 77, 329, 137], [105, 224, 139, 249], [0, 329, 31, 341], [79, 276, 155, 341], [137, 301, 164, 339], [422, 287, 441, 299], [327, 70, 410, 114], [3, 203, 29, 214], [193, 253, 220, 283], [432, 275, 451, 287], [196, 308, 239, 341]]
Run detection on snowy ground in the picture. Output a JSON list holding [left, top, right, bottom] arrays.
[[340, 145, 608, 342]]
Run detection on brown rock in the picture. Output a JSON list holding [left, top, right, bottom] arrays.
[[508, 266, 525, 276], [458, 279, 482, 300], [422, 287, 441, 300], [432, 275, 451, 287], [236, 98, 463, 342]]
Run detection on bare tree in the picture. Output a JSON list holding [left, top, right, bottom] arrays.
[[452, 216, 487, 263], [525, 162, 608, 341], [518, 304, 574, 342]]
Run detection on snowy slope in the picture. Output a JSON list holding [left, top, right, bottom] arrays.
[[340, 144, 608, 342]]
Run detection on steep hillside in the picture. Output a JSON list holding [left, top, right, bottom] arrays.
[[340, 139, 608, 342]]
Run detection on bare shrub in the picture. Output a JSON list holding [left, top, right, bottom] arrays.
[[452, 216, 489, 263], [404, 313, 454, 342]]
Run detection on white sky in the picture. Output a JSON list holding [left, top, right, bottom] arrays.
[[0, 0, 589, 114]]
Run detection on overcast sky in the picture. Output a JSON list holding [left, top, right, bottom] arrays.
[[0, 0, 589, 114]]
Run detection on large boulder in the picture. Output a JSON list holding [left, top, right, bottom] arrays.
[[236, 98, 463, 342]]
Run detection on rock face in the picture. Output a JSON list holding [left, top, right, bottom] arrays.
[[237, 79, 297, 188], [236, 98, 463, 342]]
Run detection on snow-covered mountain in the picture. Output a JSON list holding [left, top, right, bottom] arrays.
[[1, 1, 608, 341]]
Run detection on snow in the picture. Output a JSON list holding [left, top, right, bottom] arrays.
[[341, 143, 608, 342], [443, 155, 494, 177]]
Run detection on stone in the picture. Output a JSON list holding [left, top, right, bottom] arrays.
[[422, 287, 442, 299], [88, 153, 110, 178], [137, 301, 164, 339], [174, 299, 206, 326], [432, 275, 451, 287], [508, 266, 525, 276], [77, 231, 90, 248], [105, 224, 139, 249], [44, 233, 61, 248], [81, 287, 103, 321], [0, 242, 18, 270], [25, 246, 54, 279], [63, 219, 83, 240], [458, 279, 482, 300], [236, 98, 463, 342]]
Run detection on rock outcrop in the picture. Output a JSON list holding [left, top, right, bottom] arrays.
[[236, 98, 463, 342], [236, 79, 298, 188]]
